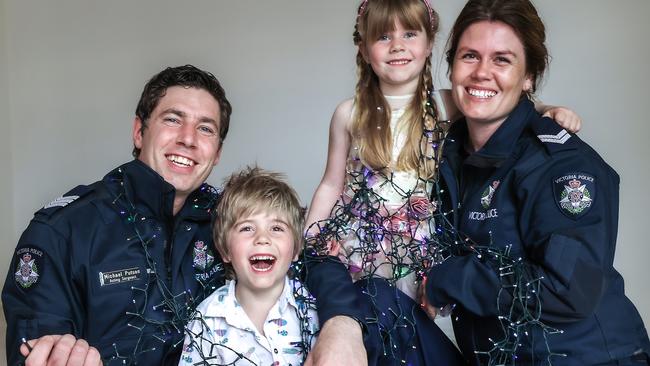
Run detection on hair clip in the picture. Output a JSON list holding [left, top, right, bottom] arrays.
[[356, 0, 436, 31]]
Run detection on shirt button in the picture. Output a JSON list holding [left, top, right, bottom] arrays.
[[274, 348, 278, 354]]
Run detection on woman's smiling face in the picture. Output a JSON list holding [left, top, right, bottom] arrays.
[[450, 20, 532, 128]]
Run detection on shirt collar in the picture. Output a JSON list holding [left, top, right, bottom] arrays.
[[445, 98, 536, 167], [204, 277, 298, 319], [104, 159, 217, 221]]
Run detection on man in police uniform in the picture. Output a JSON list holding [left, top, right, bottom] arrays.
[[2, 65, 366, 366]]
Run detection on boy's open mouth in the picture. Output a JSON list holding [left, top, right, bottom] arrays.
[[249, 255, 276, 272]]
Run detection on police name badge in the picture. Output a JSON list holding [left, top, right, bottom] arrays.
[[553, 173, 595, 219], [14, 246, 44, 289], [98, 267, 142, 287]]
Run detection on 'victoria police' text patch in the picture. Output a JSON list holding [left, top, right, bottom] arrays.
[[553, 173, 595, 220]]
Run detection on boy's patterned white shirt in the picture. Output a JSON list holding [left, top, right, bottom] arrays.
[[179, 277, 319, 366]]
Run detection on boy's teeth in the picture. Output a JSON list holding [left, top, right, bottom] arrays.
[[468, 88, 497, 98], [250, 255, 276, 271], [251, 255, 275, 261], [167, 155, 194, 167]]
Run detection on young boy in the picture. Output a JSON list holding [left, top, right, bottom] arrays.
[[179, 167, 319, 366]]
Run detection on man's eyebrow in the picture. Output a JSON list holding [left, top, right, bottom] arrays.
[[161, 108, 218, 124], [199, 117, 218, 125], [161, 108, 186, 117]]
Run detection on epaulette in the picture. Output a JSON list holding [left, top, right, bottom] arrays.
[[35, 184, 95, 217], [531, 116, 579, 155]]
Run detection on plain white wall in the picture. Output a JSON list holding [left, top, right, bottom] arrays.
[[1, 0, 12, 361], [2, 0, 649, 359]]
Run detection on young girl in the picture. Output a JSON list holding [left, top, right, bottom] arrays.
[[304, 0, 580, 364]]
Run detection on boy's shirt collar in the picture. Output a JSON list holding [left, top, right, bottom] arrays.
[[204, 276, 298, 324]]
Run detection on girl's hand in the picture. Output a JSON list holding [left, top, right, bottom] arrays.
[[541, 106, 582, 133], [418, 276, 438, 320]]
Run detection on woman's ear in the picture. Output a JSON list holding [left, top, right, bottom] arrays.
[[523, 75, 533, 93]]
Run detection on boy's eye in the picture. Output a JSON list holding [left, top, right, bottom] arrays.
[[271, 225, 285, 232], [238, 225, 254, 232]]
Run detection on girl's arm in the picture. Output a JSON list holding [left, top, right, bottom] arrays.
[[535, 102, 582, 133], [435, 89, 583, 133], [304, 99, 353, 235], [303, 99, 367, 366]]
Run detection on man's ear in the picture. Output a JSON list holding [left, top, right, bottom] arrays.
[[212, 143, 223, 167], [132, 117, 144, 150]]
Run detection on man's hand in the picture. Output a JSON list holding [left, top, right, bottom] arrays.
[[20, 334, 102, 366], [305, 316, 367, 366]]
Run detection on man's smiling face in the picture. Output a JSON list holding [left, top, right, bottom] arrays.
[[133, 86, 222, 210]]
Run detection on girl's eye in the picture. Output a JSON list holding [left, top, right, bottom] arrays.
[[404, 31, 417, 39], [378, 34, 390, 41], [271, 225, 285, 232]]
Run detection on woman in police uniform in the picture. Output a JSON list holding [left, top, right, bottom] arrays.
[[422, 0, 650, 365]]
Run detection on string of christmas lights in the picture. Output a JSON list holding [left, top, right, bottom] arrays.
[[179, 275, 318, 366], [103, 169, 224, 365]]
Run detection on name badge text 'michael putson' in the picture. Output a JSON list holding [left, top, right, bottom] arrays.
[[99, 267, 142, 286]]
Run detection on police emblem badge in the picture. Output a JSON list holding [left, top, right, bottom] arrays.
[[480, 180, 500, 209], [193, 240, 214, 271], [553, 173, 595, 219], [14, 246, 44, 289]]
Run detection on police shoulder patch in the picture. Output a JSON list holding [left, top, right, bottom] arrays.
[[14, 246, 44, 290], [38, 185, 93, 216], [552, 172, 595, 220], [193, 240, 215, 271], [44, 195, 80, 209]]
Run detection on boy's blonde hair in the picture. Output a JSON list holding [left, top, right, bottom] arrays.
[[213, 166, 304, 278]]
